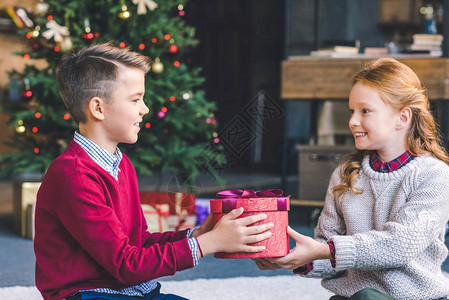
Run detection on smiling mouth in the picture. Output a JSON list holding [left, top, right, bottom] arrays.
[[354, 132, 367, 137]]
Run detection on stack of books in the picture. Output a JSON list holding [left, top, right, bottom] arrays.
[[310, 40, 360, 57], [410, 34, 443, 56]]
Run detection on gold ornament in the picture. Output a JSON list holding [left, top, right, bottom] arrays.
[[16, 125, 26, 134], [152, 58, 164, 74], [118, 5, 131, 19]]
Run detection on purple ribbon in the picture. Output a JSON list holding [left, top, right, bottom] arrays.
[[216, 189, 288, 212]]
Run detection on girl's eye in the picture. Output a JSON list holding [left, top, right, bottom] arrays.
[[349, 109, 354, 115], [362, 109, 369, 114]]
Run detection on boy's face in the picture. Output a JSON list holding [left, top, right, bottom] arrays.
[[102, 67, 149, 148]]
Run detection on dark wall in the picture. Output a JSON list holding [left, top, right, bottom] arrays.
[[186, 0, 285, 171], [186, 0, 389, 173], [287, 0, 385, 55]]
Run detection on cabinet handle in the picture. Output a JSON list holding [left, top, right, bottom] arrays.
[[309, 153, 343, 163]]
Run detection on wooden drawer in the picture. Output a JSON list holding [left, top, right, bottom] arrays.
[[296, 145, 353, 202]]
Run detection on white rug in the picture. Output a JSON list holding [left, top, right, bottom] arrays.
[[0, 276, 331, 300]]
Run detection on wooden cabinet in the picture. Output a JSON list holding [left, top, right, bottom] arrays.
[[281, 56, 449, 100]]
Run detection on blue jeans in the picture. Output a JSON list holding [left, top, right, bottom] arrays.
[[66, 283, 187, 300]]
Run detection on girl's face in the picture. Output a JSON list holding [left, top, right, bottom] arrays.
[[348, 82, 407, 162]]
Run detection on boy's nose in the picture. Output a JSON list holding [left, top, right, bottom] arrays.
[[141, 102, 150, 115]]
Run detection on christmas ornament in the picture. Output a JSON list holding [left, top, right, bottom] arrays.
[[35, 1, 49, 16], [30, 25, 40, 38], [31, 41, 40, 51], [42, 20, 69, 43], [182, 92, 192, 100], [22, 78, 32, 99], [118, 4, 131, 19], [152, 58, 164, 74], [5, 6, 34, 29], [22, 90, 32, 98], [81, 32, 94, 41], [169, 44, 178, 53], [16, 125, 26, 133], [60, 37, 73, 51], [132, 0, 158, 15]]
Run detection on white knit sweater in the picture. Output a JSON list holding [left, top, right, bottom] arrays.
[[307, 155, 449, 299]]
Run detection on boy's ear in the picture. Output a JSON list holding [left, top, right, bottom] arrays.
[[397, 106, 412, 130], [87, 97, 105, 121]]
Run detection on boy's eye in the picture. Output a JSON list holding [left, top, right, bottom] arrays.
[[362, 109, 369, 113], [349, 109, 354, 115]]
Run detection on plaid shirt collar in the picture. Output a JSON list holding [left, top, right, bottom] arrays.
[[370, 150, 416, 173], [73, 131, 122, 180]]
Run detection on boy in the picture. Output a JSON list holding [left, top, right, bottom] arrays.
[[34, 42, 273, 300]]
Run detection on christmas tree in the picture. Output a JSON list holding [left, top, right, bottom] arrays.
[[1, 0, 225, 185]]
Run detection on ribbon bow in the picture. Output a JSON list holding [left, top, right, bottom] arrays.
[[216, 189, 283, 198]]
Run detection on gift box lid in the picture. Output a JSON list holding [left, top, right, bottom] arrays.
[[210, 189, 290, 213]]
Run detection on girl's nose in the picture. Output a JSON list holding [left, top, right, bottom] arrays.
[[349, 114, 360, 128]]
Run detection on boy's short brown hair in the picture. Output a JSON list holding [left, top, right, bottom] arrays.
[[56, 42, 151, 124]]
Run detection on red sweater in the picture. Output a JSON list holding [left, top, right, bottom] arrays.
[[34, 140, 193, 300]]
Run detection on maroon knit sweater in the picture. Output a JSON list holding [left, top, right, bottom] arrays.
[[34, 140, 193, 300]]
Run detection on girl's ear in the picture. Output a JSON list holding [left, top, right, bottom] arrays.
[[87, 97, 105, 121], [397, 106, 412, 130]]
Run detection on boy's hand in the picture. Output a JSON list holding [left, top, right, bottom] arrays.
[[196, 207, 273, 257], [267, 226, 331, 270], [252, 258, 281, 270], [191, 214, 214, 238]]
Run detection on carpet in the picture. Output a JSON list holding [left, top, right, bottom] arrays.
[[0, 276, 331, 300]]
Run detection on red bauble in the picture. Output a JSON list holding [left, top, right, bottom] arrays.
[[22, 90, 33, 98], [169, 45, 178, 53], [82, 32, 94, 41], [31, 41, 40, 51]]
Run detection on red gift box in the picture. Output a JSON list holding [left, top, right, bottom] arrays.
[[140, 192, 196, 216], [210, 189, 290, 259]]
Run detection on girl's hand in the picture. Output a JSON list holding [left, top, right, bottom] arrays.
[[268, 226, 331, 270], [191, 214, 214, 238], [197, 207, 273, 256], [252, 258, 281, 270]]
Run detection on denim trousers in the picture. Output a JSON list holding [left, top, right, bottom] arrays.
[[66, 283, 188, 300]]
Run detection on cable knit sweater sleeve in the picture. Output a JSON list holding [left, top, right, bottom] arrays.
[[306, 167, 346, 278], [311, 156, 449, 277]]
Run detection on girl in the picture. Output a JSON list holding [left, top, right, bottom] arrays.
[[255, 58, 449, 299]]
